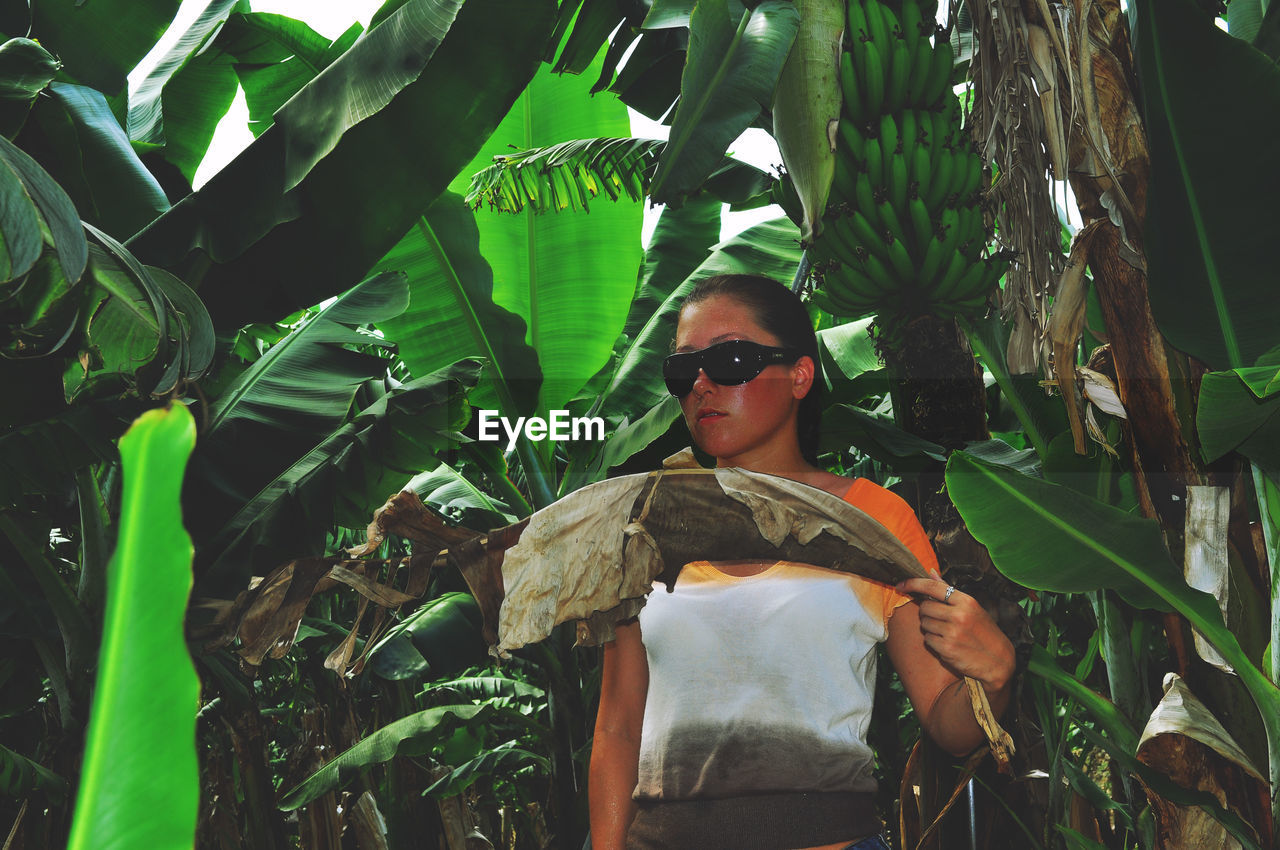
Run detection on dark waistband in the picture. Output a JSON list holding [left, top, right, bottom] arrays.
[[627, 790, 880, 850]]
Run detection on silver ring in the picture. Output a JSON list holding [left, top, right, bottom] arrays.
[[943, 585, 955, 603]]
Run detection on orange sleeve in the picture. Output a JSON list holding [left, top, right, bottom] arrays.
[[842, 478, 941, 622]]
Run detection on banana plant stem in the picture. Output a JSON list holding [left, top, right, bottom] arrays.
[[958, 315, 1050, 460]]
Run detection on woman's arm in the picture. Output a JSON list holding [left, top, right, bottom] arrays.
[[886, 580, 1016, 756], [589, 618, 649, 850]]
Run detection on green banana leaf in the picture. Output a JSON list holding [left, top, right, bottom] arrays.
[[0, 37, 61, 137], [623, 195, 722, 344], [407, 461, 518, 529], [423, 674, 545, 703], [127, 0, 245, 185], [200, 359, 480, 593], [30, 0, 180, 97], [596, 216, 804, 424], [0, 132, 87, 292], [1136, 0, 1280, 370], [226, 13, 362, 139], [946, 450, 1280, 747], [65, 403, 199, 850], [0, 135, 46, 285], [126, 0, 556, 331], [64, 229, 213, 401], [1228, 0, 1267, 42], [24, 82, 169, 240], [277, 703, 490, 810], [373, 192, 541, 417], [0, 401, 122, 507], [1197, 366, 1280, 473], [423, 741, 550, 798], [648, 0, 799, 206], [1030, 646, 1263, 850], [0, 741, 67, 800], [448, 53, 643, 415], [608, 26, 688, 122], [367, 591, 488, 681], [1256, 3, 1280, 60]]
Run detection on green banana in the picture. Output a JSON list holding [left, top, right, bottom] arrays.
[[923, 36, 954, 105], [910, 144, 932, 200], [862, 40, 886, 117], [918, 232, 950, 287], [847, 207, 885, 258], [907, 196, 932, 251], [875, 199, 907, 246], [888, 149, 909, 216], [886, 39, 910, 114], [839, 117, 868, 163], [864, 0, 890, 50], [840, 52, 867, 126], [887, 236, 915, 283], [854, 171, 877, 220], [864, 134, 885, 192]]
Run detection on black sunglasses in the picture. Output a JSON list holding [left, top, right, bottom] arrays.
[[663, 340, 801, 398]]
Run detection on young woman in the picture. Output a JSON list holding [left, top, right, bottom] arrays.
[[588, 274, 1016, 850]]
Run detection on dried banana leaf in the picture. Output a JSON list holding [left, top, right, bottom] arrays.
[[493, 465, 930, 655]]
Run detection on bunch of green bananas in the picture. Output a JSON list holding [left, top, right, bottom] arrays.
[[807, 0, 1006, 323]]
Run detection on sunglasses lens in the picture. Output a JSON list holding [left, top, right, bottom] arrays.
[[663, 341, 794, 397]]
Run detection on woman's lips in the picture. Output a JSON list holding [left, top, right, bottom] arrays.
[[697, 408, 726, 421]]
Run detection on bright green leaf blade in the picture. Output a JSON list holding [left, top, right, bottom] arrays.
[[278, 704, 489, 810], [31, 0, 181, 97], [406, 461, 518, 529], [449, 54, 643, 413], [127, 0, 556, 331], [1137, 0, 1280, 370], [648, 0, 799, 205], [374, 192, 541, 416], [66, 403, 198, 850], [127, 0, 243, 183]]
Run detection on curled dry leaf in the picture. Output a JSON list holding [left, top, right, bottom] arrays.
[[1137, 673, 1268, 849], [493, 465, 930, 655]]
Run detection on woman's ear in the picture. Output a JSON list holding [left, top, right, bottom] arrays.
[[791, 355, 816, 399]]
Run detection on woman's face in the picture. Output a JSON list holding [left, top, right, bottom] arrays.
[[673, 294, 811, 467]]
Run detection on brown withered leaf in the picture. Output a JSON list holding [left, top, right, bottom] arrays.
[[493, 466, 931, 655], [1136, 674, 1268, 849], [236, 559, 335, 665], [350, 489, 479, 556]]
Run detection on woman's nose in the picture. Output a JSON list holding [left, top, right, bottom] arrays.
[[691, 368, 715, 395]]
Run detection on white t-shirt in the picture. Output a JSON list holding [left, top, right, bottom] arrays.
[[633, 559, 909, 800]]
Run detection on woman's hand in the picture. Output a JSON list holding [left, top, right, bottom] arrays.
[[894, 578, 1016, 695]]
